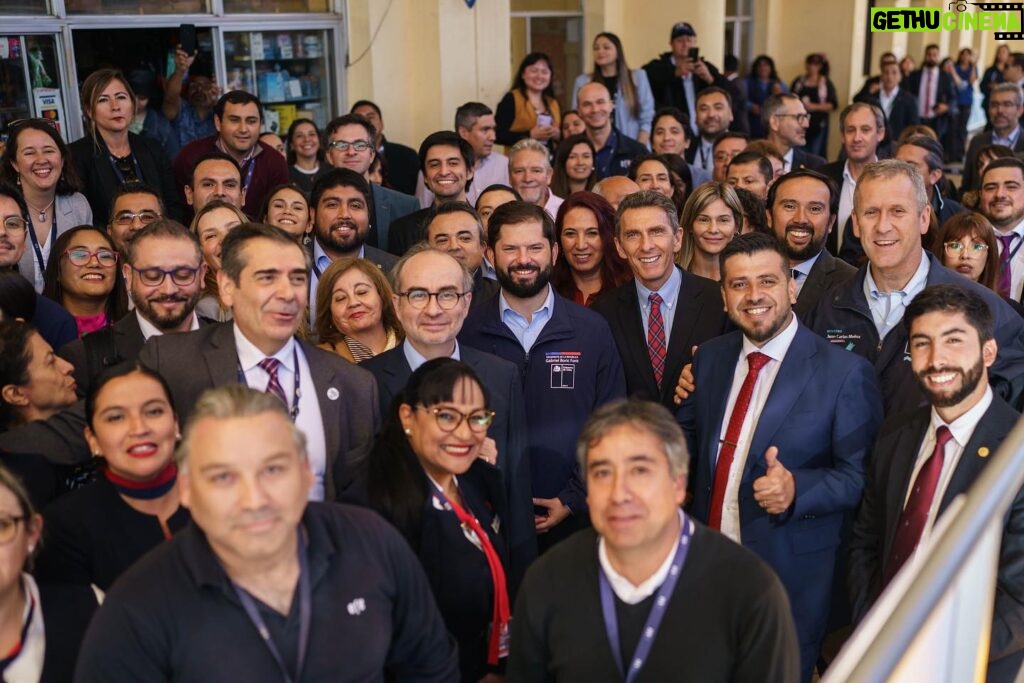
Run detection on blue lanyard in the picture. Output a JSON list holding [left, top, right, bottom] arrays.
[[241, 156, 257, 192], [598, 514, 693, 683], [231, 529, 312, 683], [27, 210, 56, 279], [107, 153, 144, 185]]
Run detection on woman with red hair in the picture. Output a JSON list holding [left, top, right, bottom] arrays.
[[551, 192, 631, 307]]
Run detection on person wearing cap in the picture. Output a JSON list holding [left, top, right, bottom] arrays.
[[643, 22, 731, 139], [128, 69, 179, 161]]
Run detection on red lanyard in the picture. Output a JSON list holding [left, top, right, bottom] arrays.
[[436, 488, 511, 665]]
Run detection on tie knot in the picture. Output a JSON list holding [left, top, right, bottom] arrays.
[[746, 351, 771, 372], [258, 357, 281, 375], [649, 293, 663, 307], [998, 233, 1018, 250], [935, 424, 953, 449]]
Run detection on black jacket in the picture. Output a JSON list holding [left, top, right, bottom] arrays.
[[642, 52, 730, 113]]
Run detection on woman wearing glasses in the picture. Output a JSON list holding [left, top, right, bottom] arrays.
[[315, 257, 403, 363], [0, 120, 92, 293], [34, 362, 189, 591], [365, 358, 512, 683], [0, 463, 98, 681], [677, 182, 743, 282], [68, 68, 182, 228], [932, 213, 1015, 303], [41, 226, 128, 338]]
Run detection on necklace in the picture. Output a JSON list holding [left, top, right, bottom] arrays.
[[25, 198, 54, 222]]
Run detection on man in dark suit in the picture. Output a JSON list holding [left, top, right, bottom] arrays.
[[962, 83, 1024, 194], [906, 44, 957, 142], [592, 191, 728, 409], [323, 113, 418, 252], [138, 223, 380, 502], [678, 232, 883, 681], [308, 168, 398, 323], [764, 93, 826, 172], [361, 245, 535, 585], [424, 203, 499, 308], [60, 220, 211, 397], [766, 170, 856, 320], [856, 58, 920, 154], [848, 284, 1024, 681], [351, 100, 420, 196]]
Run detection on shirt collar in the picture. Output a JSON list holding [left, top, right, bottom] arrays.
[[741, 310, 799, 362], [136, 310, 199, 340], [313, 239, 363, 266], [500, 284, 554, 321], [597, 509, 684, 605], [993, 125, 1022, 147], [929, 385, 994, 447], [864, 249, 930, 299], [792, 250, 822, 277], [996, 216, 1024, 239], [403, 338, 460, 371], [233, 322, 296, 372], [635, 266, 682, 309]]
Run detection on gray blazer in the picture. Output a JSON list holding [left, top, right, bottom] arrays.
[[137, 322, 381, 500], [18, 193, 93, 292], [370, 182, 418, 253]]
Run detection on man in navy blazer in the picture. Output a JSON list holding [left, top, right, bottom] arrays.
[[361, 245, 536, 586], [677, 232, 883, 682], [848, 284, 1024, 682]]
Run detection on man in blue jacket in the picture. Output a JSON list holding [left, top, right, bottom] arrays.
[[460, 201, 626, 551]]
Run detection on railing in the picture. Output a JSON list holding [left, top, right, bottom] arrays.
[[823, 414, 1024, 683]]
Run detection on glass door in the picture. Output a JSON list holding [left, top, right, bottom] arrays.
[[0, 35, 68, 144], [222, 29, 333, 133]]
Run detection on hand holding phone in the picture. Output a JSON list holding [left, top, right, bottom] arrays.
[[179, 24, 197, 55]]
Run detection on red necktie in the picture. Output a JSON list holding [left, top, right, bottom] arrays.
[[708, 351, 771, 530], [883, 425, 953, 586], [647, 293, 667, 388], [997, 233, 1017, 298], [258, 357, 288, 406]]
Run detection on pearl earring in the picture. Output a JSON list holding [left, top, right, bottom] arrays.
[[404, 428, 412, 435]]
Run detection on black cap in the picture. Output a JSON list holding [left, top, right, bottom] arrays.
[[671, 22, 696, 41]]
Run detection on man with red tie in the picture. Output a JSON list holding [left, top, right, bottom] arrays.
[[848, 283, 1024, 682], [677, 231, 883, 682]]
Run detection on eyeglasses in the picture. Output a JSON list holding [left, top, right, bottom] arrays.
[[0, 515, 27, 545], [5, 117, 58, 134], [944, 241, 989, 256], [65, 248, 118, 267], [112, 210, 161, 227], [397, 289, 468, 310], [327, 139, 372, 152], [0, 216, 27, 233], [131, 265, 201, 286], [775, 113, 811, 124], [417, 406, 496, 434]]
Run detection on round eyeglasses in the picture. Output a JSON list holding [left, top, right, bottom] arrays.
[[417, 406, 495, 434], [944, 241, 989, 257], [65, 248, 118, 267], [397, 289, 469, 310], [131, 265, 201, 286]]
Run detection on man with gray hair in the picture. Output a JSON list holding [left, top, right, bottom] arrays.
[[76, 384, 459, 682], [806, 159, 1024, 414], [508, 398, 800, 681], [508, 138, 562, 219], [592, 190, 728, 409], [963, 82, 1024, 193]]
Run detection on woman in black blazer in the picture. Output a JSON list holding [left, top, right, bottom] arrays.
[[68, 68, 182, 226], [367, 358, 514, 683]]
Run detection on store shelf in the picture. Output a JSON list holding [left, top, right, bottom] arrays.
[[262, 97, 320, 105]]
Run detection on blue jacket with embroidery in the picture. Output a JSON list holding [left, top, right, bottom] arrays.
[[459, 291, 626, 514]]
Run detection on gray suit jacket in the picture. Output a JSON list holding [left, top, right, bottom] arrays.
[[58, 312, 147, 398], [18, 193, 92, 291], [137, 322, 381, 500], [794, 249, 856, 321], [370, 183, 418, 254]]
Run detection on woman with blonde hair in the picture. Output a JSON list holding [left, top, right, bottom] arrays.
[[677, 182, 743, 282], [188, 200, 247, 322], [315, 257, 403, 363]]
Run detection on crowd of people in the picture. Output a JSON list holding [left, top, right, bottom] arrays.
[[1, 16, 1024, 683]]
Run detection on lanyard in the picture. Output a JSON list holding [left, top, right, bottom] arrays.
[[434, 486, 511, 665], [598, 514, 693, 683], [107, 153, 145, 185], [231, 530, 312, 683], [27, 211, 56, 280], [236, 345, 301, 421], [241, 157, 257, 192]]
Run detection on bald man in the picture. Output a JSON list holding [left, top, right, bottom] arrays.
[[577, 81, 647, 179], [593, 176, 641, 210]]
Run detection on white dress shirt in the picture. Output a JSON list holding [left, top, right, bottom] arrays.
[[791, 251, 821, 297], [879, 86, 899, 118], [4, 574, 45, 682], [716, 313, 799, 543], [597, 510, 684, 604], [136, 310, 200, 340], [416, 151, 511, 209], [543, 191, 564, 221], [233, 325, 328, 500]]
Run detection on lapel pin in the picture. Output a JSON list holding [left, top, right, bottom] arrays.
[[327, 387, 340, 401], [978, 446, 990, 458]]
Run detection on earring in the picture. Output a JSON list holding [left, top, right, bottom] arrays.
[[27, 545, 34, 554], [404, 428, 411, 435]]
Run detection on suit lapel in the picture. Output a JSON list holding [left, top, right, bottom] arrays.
[[882, 415, 930, 553], [302, 341, 342, 466], [204, 324, 242, 387], [662, 272, 709, 403], [703, 335, 743, 476], [938, 400, 1016, 512]]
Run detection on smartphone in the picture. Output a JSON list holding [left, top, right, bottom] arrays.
[[537, 113, 553, 128], [688, 47, 700, 61], [179, 24, 197, 55]]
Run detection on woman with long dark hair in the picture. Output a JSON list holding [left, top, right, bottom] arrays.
[[552, 192, 631, 307], [366, 358, 512, 683], [790, 53, 837, 158], [285, 118, 326, 193], [745, 55, 788, 138], [495, 53, 561, 150], [981, 44, 1010, 122], [0, 120, 91, 292], [550, 135, 597, 199], [571, 32, 655, 144], [68, 69, 181, 226]]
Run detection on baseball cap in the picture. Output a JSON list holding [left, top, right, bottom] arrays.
[[671, 22, 696, 41]]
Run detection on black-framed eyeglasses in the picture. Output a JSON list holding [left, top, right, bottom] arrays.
[[944, 241, 989, 256], [65, 248, 118, 267], [397, 289, 468, 310], [131, 265, 201, 286], [417, 406, 496, 434], [112, 210, 161, 227], [775, 113, 810, 124], [0, 216, 27, 233], [0, 515, 27, 545], [327, 139, 372, 152]]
